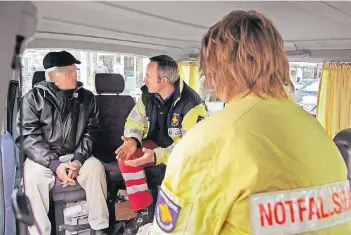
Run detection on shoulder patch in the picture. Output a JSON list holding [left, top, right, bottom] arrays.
[[196, 115, 204, 123], [155, 188, 181, 233]]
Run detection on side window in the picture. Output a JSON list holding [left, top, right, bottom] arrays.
[[199, 62, 322, 116], [198, 76, 224, 114], [22, 49, 149, 101], [290, 62, 322, 116]]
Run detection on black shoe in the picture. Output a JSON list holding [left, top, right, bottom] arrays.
[[94, 228, 109, 235], [123, 206, 154, 235]]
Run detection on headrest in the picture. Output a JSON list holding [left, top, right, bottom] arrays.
[[95, 73, 125, 94], [334, 129, 351, 175], [32, 71, 45, 88], [334, 129, 351, 148]]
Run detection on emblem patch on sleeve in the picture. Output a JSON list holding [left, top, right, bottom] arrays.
[[155, 188, 181, 233]]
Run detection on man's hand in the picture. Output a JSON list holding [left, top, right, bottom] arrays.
[[67, 161, 82, 180], [55, 163, 76, 185], [115, 136, 137, 160], [124, 148, 154, 167]]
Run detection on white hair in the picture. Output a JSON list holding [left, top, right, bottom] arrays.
[[45, 66, 58, 81], [45, 66, 69, 81]]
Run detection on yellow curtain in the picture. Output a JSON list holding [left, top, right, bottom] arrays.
[[178, 62, 200, 93], [316, 63, 351, 138]]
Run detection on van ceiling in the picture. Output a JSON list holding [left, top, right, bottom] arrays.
[[29, 1, 351, 62]]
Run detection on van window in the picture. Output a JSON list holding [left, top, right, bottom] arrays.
[[22, 49, 149, 101], [198, 62, 322, 115]]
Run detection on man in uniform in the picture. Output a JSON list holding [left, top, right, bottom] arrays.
[[115, 55, 208, 235]]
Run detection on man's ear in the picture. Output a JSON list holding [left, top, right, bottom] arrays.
[[157, 77, 166, 84], [48, 71, 54, 81]]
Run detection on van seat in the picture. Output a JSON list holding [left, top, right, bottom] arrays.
[[32, 71, 45, 87], [93, 73, 135, 227], [93, 74, 166, 201], [93, 73, 135, 164], [47, 73, 133, 234]]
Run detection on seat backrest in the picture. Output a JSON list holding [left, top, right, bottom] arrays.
[[32, 71, 45, 88], [93, 73, 135, 163], [333, 128, 351, 178]]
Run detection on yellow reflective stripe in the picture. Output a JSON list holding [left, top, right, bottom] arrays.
[[124, 97, 146, 142], [126, 183, 149, 195], [124, 128, 143, 142], [129, 109, 147, 123], [125, 128, 143, 136]]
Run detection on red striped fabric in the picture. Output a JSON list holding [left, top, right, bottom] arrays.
[[118, 159, 153, 211], [118, 140, 158, 211]]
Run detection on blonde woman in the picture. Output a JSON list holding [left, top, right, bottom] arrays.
[[149, 10, 351, 235]]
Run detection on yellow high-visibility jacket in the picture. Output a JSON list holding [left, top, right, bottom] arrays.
[[150, 95, 351, 235], [124, 79, 208, 165]]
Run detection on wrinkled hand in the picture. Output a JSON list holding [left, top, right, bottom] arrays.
[[67, 161, 81, 180], [124, 148, 154, 167], [115, 136, 137, 160], [55, 163, 76, 186]]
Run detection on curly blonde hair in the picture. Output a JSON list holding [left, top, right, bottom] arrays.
[[200, 10, 294, 102]]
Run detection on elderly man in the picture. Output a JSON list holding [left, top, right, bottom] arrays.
[[17, 51, 109, 235]]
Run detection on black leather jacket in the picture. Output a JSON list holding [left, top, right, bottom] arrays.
[[16, 81, 100, 172]]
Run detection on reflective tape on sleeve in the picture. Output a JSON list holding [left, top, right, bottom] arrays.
[[129, 110, 147, 123]]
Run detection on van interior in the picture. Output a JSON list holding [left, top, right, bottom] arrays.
[[1, 1, 351, 235]]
